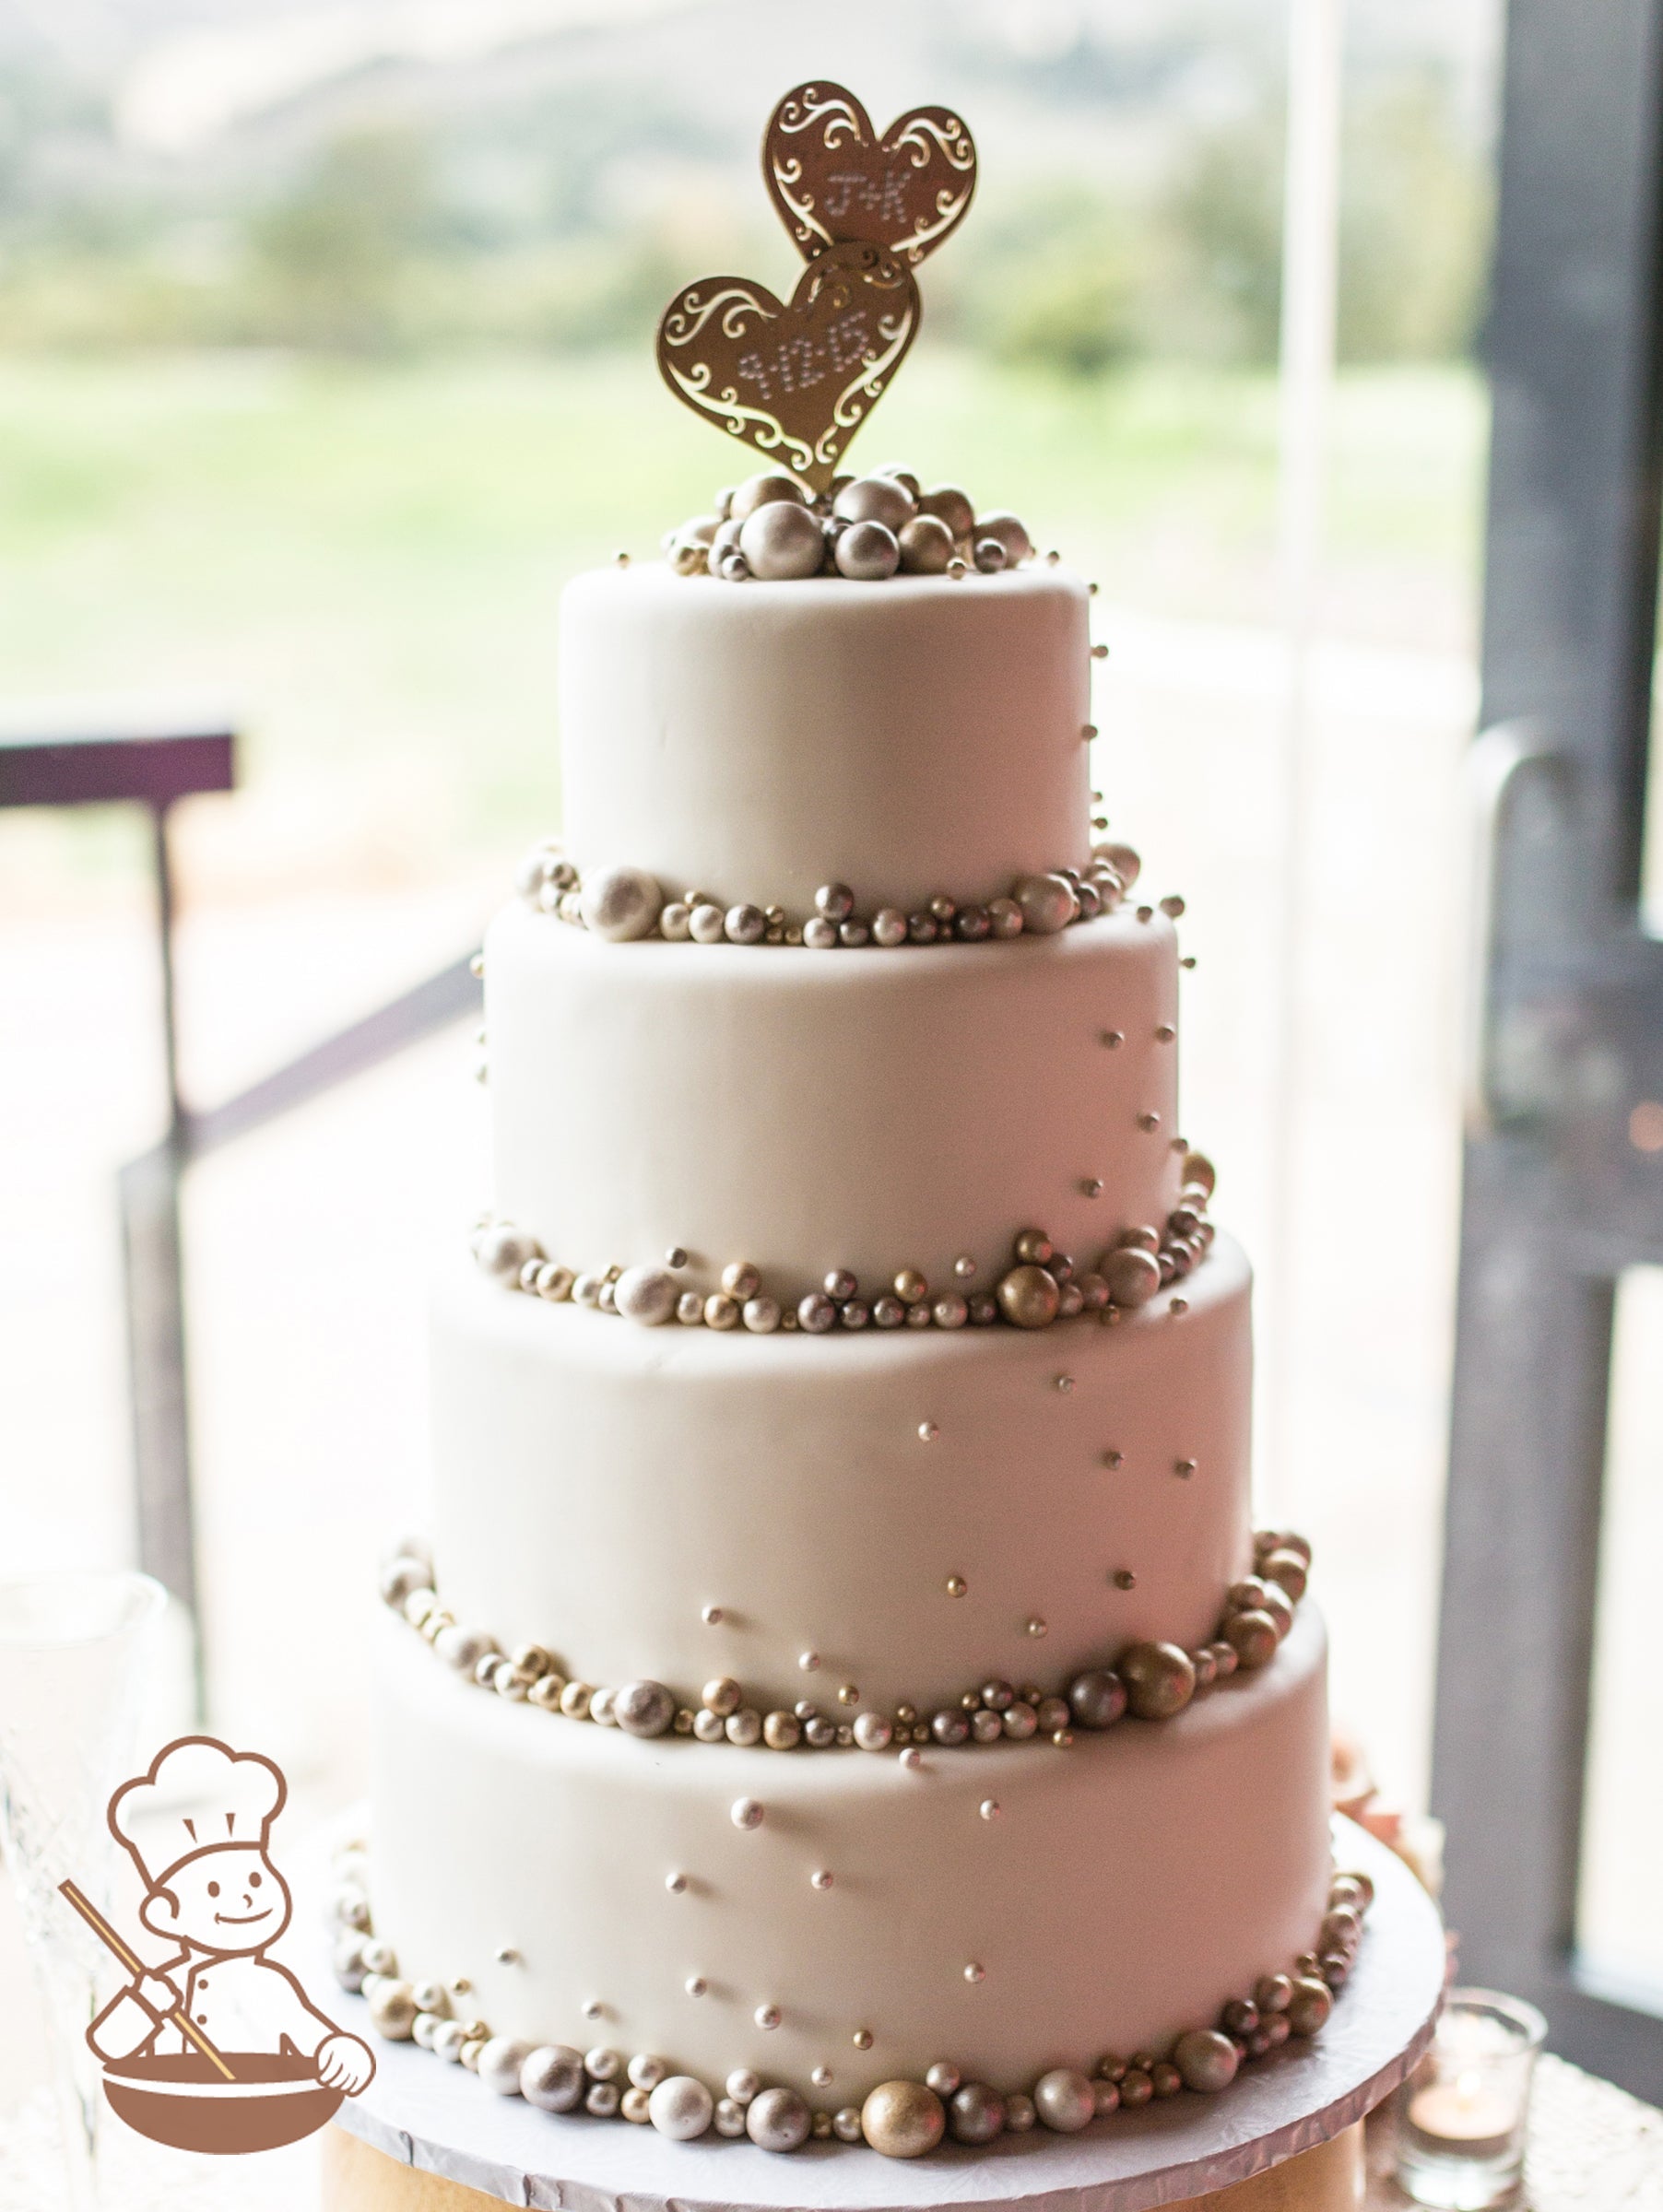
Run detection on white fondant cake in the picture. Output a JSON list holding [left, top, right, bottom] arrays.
[[354, 529, 1353, 2160]]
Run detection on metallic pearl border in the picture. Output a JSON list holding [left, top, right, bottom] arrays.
[[511, 841, 1159, 950], [379, 1529, 1313, 1755], [470, 1188, 1219, 1335], [327, 1842, 1370, 2156]]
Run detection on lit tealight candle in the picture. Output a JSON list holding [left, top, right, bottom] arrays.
[[1404, 2071, 1519, 2163], [1395, 1991, 1544, 2210]]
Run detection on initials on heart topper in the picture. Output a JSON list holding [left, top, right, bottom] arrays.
[[656, 241, 919, 494], [655, 82, 972, 487], [763, 83, 978, 266]]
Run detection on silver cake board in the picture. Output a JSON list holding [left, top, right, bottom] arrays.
[[300, 1815, 1443, 2212]]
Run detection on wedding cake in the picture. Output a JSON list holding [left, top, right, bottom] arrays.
[[331, 82, 1370, 2163]]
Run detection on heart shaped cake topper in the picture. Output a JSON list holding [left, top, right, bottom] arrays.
[[656, 241, 920, 492], [763, 81, 977, 266]]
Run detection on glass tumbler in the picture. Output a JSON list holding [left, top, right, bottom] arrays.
[[0, 1571, 166, 2212], [1394, 1987, 1548, 2210]]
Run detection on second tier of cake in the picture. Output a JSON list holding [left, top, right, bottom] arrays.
[[430, 1231, 1251, 1716]]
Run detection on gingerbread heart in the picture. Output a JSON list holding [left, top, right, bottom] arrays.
[[655, 241, 920, 492], [763, 81, 977, 266]]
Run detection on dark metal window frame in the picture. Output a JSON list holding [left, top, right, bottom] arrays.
[[1433, 0, 1663, 2101]]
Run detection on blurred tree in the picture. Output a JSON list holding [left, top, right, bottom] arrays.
[[244, 126, 437, 353], [1149, 106, 1286, 364], [954, 182, 1140, 377], [1338, 75, 1491, 362]]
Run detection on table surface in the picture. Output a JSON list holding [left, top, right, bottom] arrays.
[[2, 2053, 1658, 2209]]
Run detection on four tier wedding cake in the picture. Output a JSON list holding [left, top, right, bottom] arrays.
[[330, 80, 1372, 2164]]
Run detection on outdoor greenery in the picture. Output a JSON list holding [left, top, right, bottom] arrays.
[[0, 348, 1486, 895], [0, 61, 1488, 370]]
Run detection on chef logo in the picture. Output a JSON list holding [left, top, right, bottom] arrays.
[[60, 1735, 374, 2155]]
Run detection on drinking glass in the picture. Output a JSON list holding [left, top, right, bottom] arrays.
[[1394, 1988, 1548, 2209], [0, 1571, 167, 2212]]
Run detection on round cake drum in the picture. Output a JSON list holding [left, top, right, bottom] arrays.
[[302, 1817, 1443, 2212]]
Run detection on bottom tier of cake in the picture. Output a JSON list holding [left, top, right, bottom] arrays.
[[367, 1602, 1332, 2100]]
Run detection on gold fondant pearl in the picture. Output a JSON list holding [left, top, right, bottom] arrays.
[[729, 472, 808, 523], [722, 1260, 761, 1300], [1033, 2068, 1095, 2133], [1054, 1373, 1074, 1393], [946, 1575, 967, 1597], [1183, 1148, 1217, 1195], [1120, 1641, 1197, 1719], [1286, 1978, 1334, 2036], [1224, 1609, 1280, 1670], [621, 2086, 652, 2124], [837, 1683, 859, 1705], [852, 2028, 875, 2051], [917, 484, 975, 537], [1026, 1616, 1048, 1638], [1103, 1247, 1162, 1308], [368, 1981, 418, 2040], [895, 1267, 928, 1303], [863, 2079, 946, 2159], [1014, 1228, 1054, 1265], [1262, 1547, 1309, 1601], [998, 1264, 1060, 1328], [953, 1253, 976, 1279], [702, 1677, 741, 1717], [763, 1710, 802, 1749], [703, 1292, 738, 1330]]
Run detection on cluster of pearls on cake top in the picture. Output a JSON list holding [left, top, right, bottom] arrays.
[[379, 1528, 1311, 1758], [512, 839, 1148, 951], [470, 1163, 1216, 1339], [328, 1838, 1372, 2157], [663, 465, 1037, 585]]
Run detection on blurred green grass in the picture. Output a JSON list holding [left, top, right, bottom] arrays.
[[0, 348, 1485, 888]]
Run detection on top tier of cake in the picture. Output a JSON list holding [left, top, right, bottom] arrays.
[[559, 563, 1092, 912]]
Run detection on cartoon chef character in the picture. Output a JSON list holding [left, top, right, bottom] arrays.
[[87, 1736, 374, 2093]]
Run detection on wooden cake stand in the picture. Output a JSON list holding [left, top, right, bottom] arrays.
[[306, 1818, 1444, 2212]]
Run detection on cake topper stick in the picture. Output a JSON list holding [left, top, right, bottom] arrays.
[[655, 82, 973, 491], [762, 83, 977, 265]]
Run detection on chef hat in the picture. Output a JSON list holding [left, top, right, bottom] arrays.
[[109, 1735, 287, 1888]]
